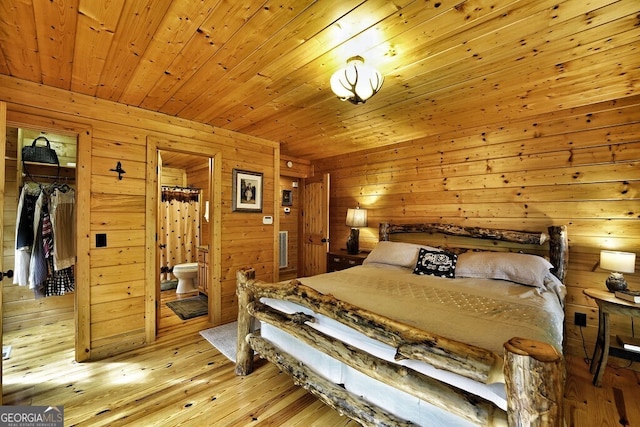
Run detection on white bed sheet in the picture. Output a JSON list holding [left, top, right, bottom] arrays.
[[261, 323, 478, 427]]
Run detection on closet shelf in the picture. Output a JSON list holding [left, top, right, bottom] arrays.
[[22, 161, 76, 169], [21, 161, 76, 183]]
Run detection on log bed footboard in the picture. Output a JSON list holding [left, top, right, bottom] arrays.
[[235, 268, 564, 427]]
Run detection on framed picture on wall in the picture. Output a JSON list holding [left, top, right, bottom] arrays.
[[232, 169, 263, 212], [282, 189, 293, 206]]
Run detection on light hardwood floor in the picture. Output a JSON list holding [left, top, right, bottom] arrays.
[[2, 290, 639, 426]]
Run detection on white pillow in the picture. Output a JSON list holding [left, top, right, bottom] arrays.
[[456, 251, 553, 288], [363, 241, 440, 269]]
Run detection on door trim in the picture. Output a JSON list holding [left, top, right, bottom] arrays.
[[146, 136, 222, 340], [3, 110, 91, 362], [0, 101, 6, 403]]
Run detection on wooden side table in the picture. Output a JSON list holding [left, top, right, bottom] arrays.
[[326, 250, 368, 272], [583, 288, 640, 386]]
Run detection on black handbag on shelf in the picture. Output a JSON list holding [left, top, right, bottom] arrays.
[[22, 136, 60, 165]]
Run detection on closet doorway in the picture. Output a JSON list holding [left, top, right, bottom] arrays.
[[2, 125, 78, 362], [156, 150, 213, 333]]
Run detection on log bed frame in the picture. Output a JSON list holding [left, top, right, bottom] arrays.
[[236, 223, 569, 426]]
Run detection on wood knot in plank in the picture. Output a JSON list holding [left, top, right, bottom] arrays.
[[290, 312, 315, 325]]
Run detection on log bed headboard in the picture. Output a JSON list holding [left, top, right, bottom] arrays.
[[379, 222, 569, 283]]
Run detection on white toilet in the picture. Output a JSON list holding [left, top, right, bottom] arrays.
[[173, 263, 198, 294]]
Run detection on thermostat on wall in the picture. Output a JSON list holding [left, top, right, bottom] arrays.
[[262, 216, 273, 225]]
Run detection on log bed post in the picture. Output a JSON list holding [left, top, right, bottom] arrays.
[[235, 267, 256, 376], [548, 225, 568, 283], [504, 337, 565, 427]]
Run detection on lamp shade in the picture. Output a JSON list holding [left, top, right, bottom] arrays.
[[330, 56, 383, 104], [346, 208, 367, 228], [600, 250, 636, 273]]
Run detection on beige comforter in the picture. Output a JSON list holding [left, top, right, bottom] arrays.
[[295, 263, 564, 355]]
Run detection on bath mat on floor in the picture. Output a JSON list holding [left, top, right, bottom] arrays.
[[161, 279, 178, 291], [166, 295, 208, 320], [200, 321, 237, 362]]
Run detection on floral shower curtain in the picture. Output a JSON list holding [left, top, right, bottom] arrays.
[[160, 186, 200, 281]]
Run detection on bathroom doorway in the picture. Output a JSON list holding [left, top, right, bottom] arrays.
[[156, 150, 212, 332]]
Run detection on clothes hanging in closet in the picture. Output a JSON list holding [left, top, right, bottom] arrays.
[[14, 182, 75, 297]]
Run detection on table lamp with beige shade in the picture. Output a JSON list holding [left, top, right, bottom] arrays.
[[600, 250, 636, 292]]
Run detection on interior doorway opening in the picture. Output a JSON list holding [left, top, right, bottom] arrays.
[[2, 126, 78, 361], [156, 150, 213, 334]]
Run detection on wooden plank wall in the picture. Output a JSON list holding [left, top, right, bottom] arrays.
[[89, 126, 148, 357], [218, 141, 278, 322], [0, 74, 278, 360], [160, 167, 186, 186], [314, 94, 640, 363]]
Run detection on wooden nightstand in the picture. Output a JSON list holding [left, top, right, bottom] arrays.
[[327, 250, 369, 272], [583, 288, 640, 386]]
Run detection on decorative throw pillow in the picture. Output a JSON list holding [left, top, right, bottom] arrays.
[[456, 251, 553, 288], [413, 248, 457, 278], [363, 241, 441, 269]]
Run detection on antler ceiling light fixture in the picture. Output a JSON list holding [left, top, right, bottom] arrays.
[[330, 56, 384, 104]]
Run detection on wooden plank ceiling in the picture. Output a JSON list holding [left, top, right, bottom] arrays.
[[0, 0, 637, 160]]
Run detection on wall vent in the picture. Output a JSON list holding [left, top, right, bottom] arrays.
[[279, 231, 288, 268]]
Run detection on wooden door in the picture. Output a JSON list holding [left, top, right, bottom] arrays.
[[301, 173, 329, 277]]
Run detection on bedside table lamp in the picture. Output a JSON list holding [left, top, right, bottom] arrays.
[[345, 207, 367, 254], [600, 250, 636, 292]]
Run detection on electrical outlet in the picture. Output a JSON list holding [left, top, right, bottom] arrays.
[[574, 312, 587, 327]]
